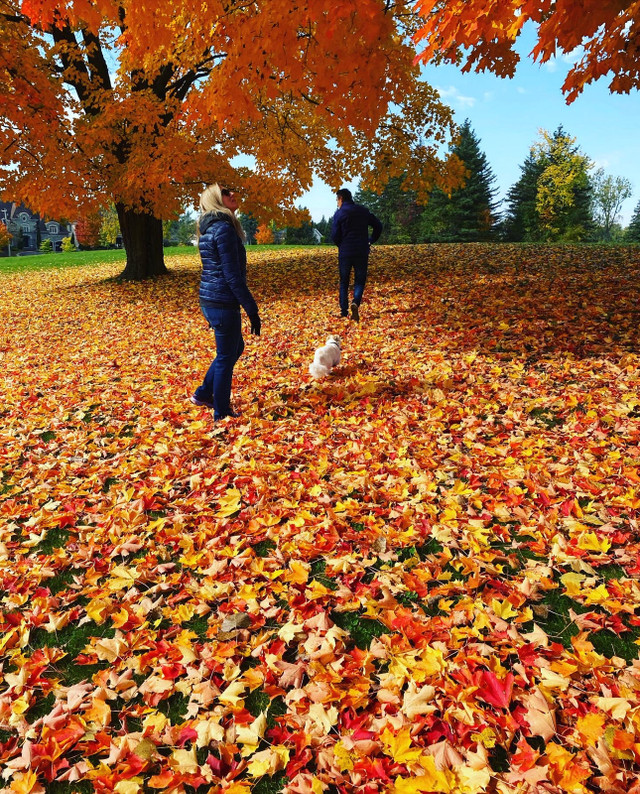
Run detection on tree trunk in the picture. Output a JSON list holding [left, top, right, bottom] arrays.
[[116, 203, 168, 279]]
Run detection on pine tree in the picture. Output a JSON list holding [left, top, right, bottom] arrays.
[[502, 152, 545, 241], [355, 178, 421, 244], [424, 120, 499, 242], [503, 128, 594, 242], [626, 199, 640, 242]]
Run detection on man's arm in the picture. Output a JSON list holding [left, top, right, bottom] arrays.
[[331, 211, 342, 246], [368, 211, 382, 244]]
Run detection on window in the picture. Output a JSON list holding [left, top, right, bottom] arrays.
[[48, 223, 59, 234], [22, 224, 30, 233], [20, 213, 29, 223]]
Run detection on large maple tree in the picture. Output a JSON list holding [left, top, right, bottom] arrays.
[[413, 0, 640, 103], [0, 0, 462, 279]]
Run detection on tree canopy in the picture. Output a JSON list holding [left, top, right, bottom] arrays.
[[626, 200, 640, 242], [413, 0, 640, 102], [356, 121, 498, 243], [0, 0, 463, 277], [424, 120, 499, 242], [503, 128, 594, 242]]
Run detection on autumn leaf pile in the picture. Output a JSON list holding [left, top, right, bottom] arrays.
[[2, 244, 640, 794]]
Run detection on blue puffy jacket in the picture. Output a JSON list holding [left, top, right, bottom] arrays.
[[198, 212, 258, 316], [331, 200, 382, 258]]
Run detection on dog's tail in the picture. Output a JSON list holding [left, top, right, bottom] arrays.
[[309, 361, 330, 379]]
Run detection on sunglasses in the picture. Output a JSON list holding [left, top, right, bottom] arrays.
[[221, 188, 231, 196]]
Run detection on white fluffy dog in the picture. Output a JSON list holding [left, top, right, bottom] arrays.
[[309, 335, 341, 379]]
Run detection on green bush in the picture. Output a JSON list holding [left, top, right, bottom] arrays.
[[61, 236, 75, 253], [39, 239, 53, 253]]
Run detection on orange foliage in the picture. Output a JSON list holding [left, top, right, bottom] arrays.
[[413, 0, 640, 102], [255, 223, 274, 245], [74, 215, 101, 248], [0, 223, 11, 250], [0, 0, 463, 239]]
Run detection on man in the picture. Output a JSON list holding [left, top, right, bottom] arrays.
[[331, 188, 382, 321]]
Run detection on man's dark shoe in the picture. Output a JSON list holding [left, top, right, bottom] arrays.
[[350, 301, 360, 322], [190, 395, 214, 409]]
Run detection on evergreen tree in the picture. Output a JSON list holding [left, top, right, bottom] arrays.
[[501, 151, 545, 241], [425, 120, 499, 242], [315, 216, 331, 241], [286, 219, 316, 244], [355, 177, 421, 243], [626, 199, 640, 242], [534, 128, 594, 241], [238, 213, 259, 245], [504, 127, 594, 242]]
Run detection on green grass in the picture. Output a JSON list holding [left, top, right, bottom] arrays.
[[0, 246, 197, 276], [0, 244, 329, 276]]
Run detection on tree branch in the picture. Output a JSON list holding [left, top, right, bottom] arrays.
[[50, 23, 96, 112], [81, 29, 113, 92]]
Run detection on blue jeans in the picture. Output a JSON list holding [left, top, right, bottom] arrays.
[[195, 305, 244, 420], [339, 255, 369, 315]]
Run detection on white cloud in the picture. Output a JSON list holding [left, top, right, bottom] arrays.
[[592, 157, 611, 170], [436, 85, 477, 108]]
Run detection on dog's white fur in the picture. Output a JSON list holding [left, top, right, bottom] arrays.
[[309, 335, 341, 379]]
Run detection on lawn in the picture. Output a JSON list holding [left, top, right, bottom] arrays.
[[1, 243, 640, 793]]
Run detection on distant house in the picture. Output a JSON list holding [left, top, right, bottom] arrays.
[[311, 228, 323, 244], [0, 201, 75, 255]]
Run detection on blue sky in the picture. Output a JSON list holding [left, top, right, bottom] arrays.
[[301, 26, 640, 226]]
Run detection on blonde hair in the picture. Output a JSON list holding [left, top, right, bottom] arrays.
[[198, 184, 246, 242]]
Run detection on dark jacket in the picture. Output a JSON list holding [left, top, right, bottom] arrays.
[[331, 200, 382, 258], [198, 212, 258, 317]]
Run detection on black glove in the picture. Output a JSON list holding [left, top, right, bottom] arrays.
[[250, 314, 261, 336]]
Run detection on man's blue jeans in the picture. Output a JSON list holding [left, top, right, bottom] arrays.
[[195, 305, 244, 420], [339, 255, 369, 316]]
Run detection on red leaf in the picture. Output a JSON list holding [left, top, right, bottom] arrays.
[[476, 670, 514, 709]]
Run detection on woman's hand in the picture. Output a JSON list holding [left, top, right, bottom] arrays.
[[250, 314, 261, 336]]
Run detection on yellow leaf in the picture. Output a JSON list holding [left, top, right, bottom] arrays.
[[333, 740, 355, 772], [561, 572, 585, 597], [86, 598, 112, 624], [381, 727, 423, 765], [107, 565, 137, 591], [458, 765, 491, 794], [470, 727, 497, 748], [94, 637, 127, 663], [393, 755, 453, 793], [169, 747, 198, 774], [216, 488, 242, 517], [575, 712, 606, 746], [219, 680, 246, 708], [10, 771, 45, 794], [85, 696, 111, 727], [115, 780, 143, 794], [402, 682, 436, 719], [246, 751, 272, 777], [236, 713, 267, 747], [284, 560, 309, 584], [577, 532, 611, 553], [491, 598, 518, 620], [584, 584, 610, 605]]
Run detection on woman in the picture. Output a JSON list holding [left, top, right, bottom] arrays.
[[191, 184, 261, 420]]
